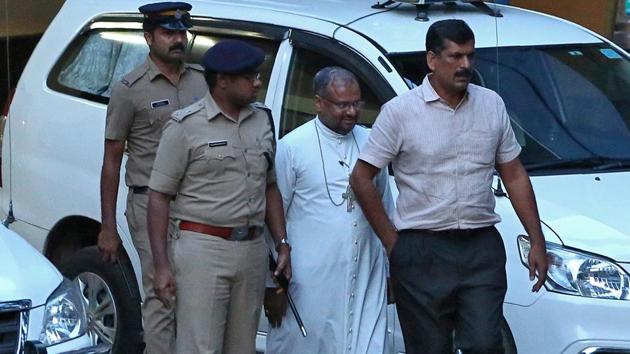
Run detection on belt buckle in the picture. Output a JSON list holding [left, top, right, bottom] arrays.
[[231, 226, 249, 241]]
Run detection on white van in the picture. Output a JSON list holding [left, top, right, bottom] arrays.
[[3, 0, 630, 353]]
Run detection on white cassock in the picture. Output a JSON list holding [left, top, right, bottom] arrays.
[[266, 117, 394, 354]]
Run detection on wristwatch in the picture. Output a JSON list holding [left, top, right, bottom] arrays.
[[276, 237, 291, 251]]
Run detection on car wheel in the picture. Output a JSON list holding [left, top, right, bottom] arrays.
[[59, 246, 143, 354]]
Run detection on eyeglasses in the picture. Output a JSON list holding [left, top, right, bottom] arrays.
[[240, 72, 261, 82], [320, 96, 365, 111]]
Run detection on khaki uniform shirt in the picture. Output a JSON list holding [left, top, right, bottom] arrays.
[[105, 57, 207, 187], [149, 94, 276, 227], [359, 75, 521, 231]]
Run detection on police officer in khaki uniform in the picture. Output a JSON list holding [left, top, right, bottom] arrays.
[[147, 39, 292, 354], [98, 2, 207, 353]]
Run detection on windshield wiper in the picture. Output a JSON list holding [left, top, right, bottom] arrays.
[[524, 157, 630, 172]]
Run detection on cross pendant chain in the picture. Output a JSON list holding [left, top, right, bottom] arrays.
[[342, 184, 354, 213]]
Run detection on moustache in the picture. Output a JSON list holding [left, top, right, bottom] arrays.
[[455, 69, 472, 78], [169, 44, 185, 52]]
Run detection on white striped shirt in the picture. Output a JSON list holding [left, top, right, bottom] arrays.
[[359, 75, 521, 231]]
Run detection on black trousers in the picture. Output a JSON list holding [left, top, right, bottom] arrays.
[[390, 226, 507, 354]]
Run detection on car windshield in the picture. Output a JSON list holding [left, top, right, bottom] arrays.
[[388, 43, 630, 175]]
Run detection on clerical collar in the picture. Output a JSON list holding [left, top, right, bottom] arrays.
[[315, 116, 354, 140]]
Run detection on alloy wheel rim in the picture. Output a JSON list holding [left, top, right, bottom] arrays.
[[76, 272, 117, 347]]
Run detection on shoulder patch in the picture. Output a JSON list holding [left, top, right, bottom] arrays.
[[171, 99, 205, 122], [120, 63, 148, 87]]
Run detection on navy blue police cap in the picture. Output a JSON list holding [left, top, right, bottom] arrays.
[[202, 39, 265, 74], [139, 2, 193, 30]]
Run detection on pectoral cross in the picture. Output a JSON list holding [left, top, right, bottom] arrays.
[[342, 184, 354, 213]]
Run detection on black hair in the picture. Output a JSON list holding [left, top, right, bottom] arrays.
[[312, 66, 358, 97], [426, 19, 474, 54]]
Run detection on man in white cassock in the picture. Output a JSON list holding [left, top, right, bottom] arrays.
[[264, 66, 393, 354]]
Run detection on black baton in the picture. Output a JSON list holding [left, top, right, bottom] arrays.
[[268, 252, 307, 337]]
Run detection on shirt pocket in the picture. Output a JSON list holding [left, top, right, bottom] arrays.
[[463, 131, 497, 168], [134, 106, 172, 138], [204, 146, 238, 180]]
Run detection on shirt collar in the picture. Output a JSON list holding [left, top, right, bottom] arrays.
[[146, 56, 186, 81], [420, 73, 470, 108], [204, 93, 255, 122], [315, 116, 353, 140]]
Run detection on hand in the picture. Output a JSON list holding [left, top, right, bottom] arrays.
[[154, 264, 177, 308], [274, 245, 292, 281], [264, 287, 287, 327], [97, 228, 121, 263], [528, 242, 548, 292]]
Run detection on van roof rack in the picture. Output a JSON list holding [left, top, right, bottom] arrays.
[[372, 0, 502, 21]]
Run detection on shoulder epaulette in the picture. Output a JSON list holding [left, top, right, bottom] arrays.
[[187, 63, 204, 72], [120, 64, 148, 88], [171, 99, 205, 122]]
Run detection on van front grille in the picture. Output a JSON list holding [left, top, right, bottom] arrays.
[[0, 301, 31, 354], [0, 311, 20, 354]]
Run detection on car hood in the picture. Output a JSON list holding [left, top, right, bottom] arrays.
[[532, 171, 630, 262], [0, 225, 62, 306]]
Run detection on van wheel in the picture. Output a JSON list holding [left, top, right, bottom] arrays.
[[59, 246, 143, 354], [453, 316, 517, 353]]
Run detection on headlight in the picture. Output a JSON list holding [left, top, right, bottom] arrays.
[[39, 278, 88, 346], [518, 235, 630, 300]]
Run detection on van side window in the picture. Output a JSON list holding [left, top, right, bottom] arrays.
[[188, 34, 279, 102], [280, 47, 383, 137], [50, 30, 148, 103], [49, 28, 280, 105]]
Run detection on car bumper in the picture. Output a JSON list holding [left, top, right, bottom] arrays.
[[505, 290, 630, 354]]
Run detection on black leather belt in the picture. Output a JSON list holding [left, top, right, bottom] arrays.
[[400, 226, 495, 237], [130, 186, 149, 194]]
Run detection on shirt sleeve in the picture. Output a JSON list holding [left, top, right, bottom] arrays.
[[495, 95, 522, 164], [376, 166, 395, 217], [358, 102, 402, 169], [274, 138, 296, 216], [149, 120, 189, 195], [265, 114, 277, 185], [105, 82, 135, 141]]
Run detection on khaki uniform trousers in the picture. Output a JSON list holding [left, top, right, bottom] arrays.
[[126, 192, 175, 354], [172, 230, 267, 354]]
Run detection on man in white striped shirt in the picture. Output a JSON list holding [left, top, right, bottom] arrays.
[[350, 19, 548, 354]]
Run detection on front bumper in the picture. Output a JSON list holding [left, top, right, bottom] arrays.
[[505, 290, 630, 354]]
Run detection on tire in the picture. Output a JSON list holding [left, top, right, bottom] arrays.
[[59, 246, 143, 354]]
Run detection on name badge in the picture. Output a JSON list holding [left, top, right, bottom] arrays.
[[151, 99, 170, 108], [208, 140, 228, 147]]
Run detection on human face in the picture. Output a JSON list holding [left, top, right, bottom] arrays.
[[315, 79, 362, 135], [224, 71, 262, 107], [145, 27, 188, 64], [427, 39, 475, 96]]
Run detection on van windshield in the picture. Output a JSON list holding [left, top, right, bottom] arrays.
[[388, 44, 630, 174]]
